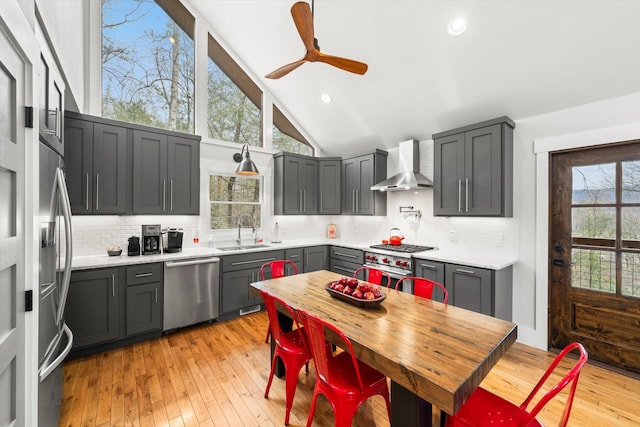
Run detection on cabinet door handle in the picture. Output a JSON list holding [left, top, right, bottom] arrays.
[[111, 274, 116, 298], [456, 268, 475, 275], [85, 173, 89, 211], [162, 180, 166, 211], [299, 189, 303, 212], [352, 190, 356, 213], [170, 179, 174, 211], [303, 190, 306, 212], [458, 179, 462, 213], [421, 263, 436, 269], [95, 174, 99, 211], [155, 287, 158, 304], [135, 272, 153, 278], [289, 254, 299, 259], [320, 191, 323, 212], [355, 189, 359, 212], [465, 178, 469, 212]]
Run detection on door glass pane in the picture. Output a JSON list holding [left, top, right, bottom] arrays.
[[571, 248, 615, 293], [572, 207, 616, 239], [622, 160, 640, 202], [621, 252, 640, 297], [572, 163, 616, 204], [622, 207, 640, 248]]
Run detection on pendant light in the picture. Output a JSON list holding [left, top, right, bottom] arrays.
[[233, 143, 260, 176]]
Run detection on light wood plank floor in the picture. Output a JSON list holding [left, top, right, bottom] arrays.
[[59, 311, 640, 426]]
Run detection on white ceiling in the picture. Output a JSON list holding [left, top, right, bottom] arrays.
[[190, 0, 640, 157]]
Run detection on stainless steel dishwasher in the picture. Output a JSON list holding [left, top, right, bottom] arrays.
[[163, 257, 220, 331]]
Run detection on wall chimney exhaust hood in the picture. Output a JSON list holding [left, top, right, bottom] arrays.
[[371, 139, 433, 191]]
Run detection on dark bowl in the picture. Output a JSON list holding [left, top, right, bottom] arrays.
[[324, 282, 386, 308]]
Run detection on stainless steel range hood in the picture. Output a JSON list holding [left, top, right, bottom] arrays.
[[371, 139, 433, 191]]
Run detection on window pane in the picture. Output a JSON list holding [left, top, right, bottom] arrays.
[[572, 163, 615, 204], [622, 160, 640, 203], [571, 248, 615, 293], [572, 207, 616, 239], [622, 207, 640, 249], [102, 0, 195, 133], [209, 175, 260, 203], [622, 252, 640, 297], [273, 127, 313, 156], [210, 204, 260, 230], [207, 56, 261, 145]]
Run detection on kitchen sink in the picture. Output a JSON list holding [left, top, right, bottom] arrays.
[[216, 243, 270, 251]]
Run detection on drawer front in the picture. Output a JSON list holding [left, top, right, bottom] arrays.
[[221, 250, 284, 272], [126, 263, 163, 286], [329, 246, 363, 264]]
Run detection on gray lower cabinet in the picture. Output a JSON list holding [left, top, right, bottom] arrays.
[[329, 246, 364, 277], [318, 158, 341, 214], [220, 250, 284, 318], [342, 150, 387, 215], [284, 248, 303, 274], [66, 268, 121, 349], [433, 116, 514, 217], [65, 114, 128, 215], [132, 130, 200, 214], [125, 264, 163, 336], [274, 152, 318, 215], [303, 245, 329, 272], [413, 259, 447, 302]]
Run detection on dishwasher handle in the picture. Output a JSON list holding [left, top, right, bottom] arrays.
[[165, 257, 220, 268]]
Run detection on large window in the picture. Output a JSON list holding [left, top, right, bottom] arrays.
[[209, 174, 261, 230], [102, 0, 195, 132], [273, 105, 313, 155]]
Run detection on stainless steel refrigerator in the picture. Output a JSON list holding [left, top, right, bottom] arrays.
[[38, 140, 74, 426]]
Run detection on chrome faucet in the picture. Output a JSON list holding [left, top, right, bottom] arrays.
[[236, 213, 256, 245]]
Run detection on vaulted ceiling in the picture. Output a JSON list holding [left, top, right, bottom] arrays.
[[190, 0, 640, 157]]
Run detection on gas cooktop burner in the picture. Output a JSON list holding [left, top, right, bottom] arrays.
[[369, 244, 435, 253]]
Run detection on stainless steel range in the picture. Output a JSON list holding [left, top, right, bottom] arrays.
[[364, 244, 436, 291]]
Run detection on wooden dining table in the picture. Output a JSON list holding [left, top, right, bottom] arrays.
[[250, 270, 517, 427]]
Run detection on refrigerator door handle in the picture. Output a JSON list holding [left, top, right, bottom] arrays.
[[39, 324, 73, 382], [54, 167, 73, 326]]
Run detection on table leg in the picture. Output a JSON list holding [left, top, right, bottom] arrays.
[[390, 380, 433, 427], [272, 311, 293, 378]]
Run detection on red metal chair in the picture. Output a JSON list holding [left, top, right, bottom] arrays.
[[298, 309, 391, 427], [353, 266, 392, 287], [445, 342, 588, 427], [260, 289, 311, 426], [261, 260, 299, 343], [395, 276, 449, 304]]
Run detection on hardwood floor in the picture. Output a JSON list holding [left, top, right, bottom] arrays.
[[59, 311, 640, 426]]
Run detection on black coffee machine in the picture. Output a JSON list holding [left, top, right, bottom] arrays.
[[128, 236, 140, 256], [163, 227, 184, 253], [142, 224, 161, 255]]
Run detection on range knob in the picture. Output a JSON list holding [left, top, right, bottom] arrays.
[[382, 258, 389, 264], [402, 261, 409, 267], [395, 260, 402, 266]]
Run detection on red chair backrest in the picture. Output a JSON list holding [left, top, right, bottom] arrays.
[[260, 260, 299, 280], [298, 310, 365, 391], [260, 289, 302, 347], [395, 276, 448, 304], [353, 266, 391, 287], [520, 342, 588, 427]]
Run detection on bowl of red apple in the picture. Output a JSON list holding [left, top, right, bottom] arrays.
[[325, 277, 387, 308]]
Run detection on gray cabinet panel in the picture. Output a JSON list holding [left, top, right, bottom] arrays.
[[445, 263, 493, 316], [132, 130, 168, 214], [414, 259, 446, 302], [285, 248, 303, 274], [66, 268, 120, 349], [433, 117, 514, 217], [329, 246, 363, 277], [274, 153, 318, 215], [126, 263, 163, 287], [126, 282, 162, 336], [303, 246, 328, 272], [221, 250, 284, 273], [319, 159, 341, 214], [167, 136, 199, 214], [221, 269, 261, 314], [65, 118, 93, 214], [342, 151, 387, 216]]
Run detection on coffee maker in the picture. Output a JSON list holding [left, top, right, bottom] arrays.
[[163, 227, 184, 253], [142, 224, 161, 255]]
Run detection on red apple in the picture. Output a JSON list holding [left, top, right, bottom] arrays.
[[364, 291, 376, 300], [358, 284, 370, 293], [342, 286, 354, 295], [338, 277, 349, 285], [347, 278, 359, 288], [352, 290, 364, 299], [334, 284, 345, 292], [372, 288, 382, 298]]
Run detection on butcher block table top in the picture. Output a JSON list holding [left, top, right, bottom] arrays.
[[250, 269, 517, 416]]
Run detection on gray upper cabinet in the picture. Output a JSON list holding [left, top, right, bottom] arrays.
[[132, 130, 199, 215], [274, 152, 318, 215], [433, 117, 514, 217], [65, 114, 128, 215], [318, 158, 341, 215], [342, 150, 387, 216]]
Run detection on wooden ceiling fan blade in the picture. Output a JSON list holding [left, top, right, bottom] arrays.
[[265, 59, 307, 79], [315, 52, 368, 75], [291, 1, 315, 52]]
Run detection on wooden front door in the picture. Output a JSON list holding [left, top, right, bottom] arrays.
[[550, 141, 640, 373]]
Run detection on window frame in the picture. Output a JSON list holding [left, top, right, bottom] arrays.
[[208, 172, 263, 232]]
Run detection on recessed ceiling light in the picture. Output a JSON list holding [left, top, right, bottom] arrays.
[[321, 93, 332, 104], [447, 17, 467, 36]]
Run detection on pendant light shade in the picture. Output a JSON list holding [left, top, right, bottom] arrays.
[[233, 143, 260, 176]]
